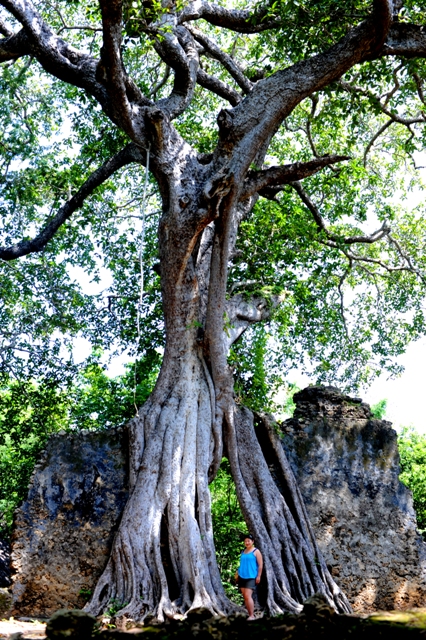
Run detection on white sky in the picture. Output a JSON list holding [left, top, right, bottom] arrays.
[[288, 338, 426, 434]]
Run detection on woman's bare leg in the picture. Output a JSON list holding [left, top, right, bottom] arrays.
[[240, 588, 255, 619]]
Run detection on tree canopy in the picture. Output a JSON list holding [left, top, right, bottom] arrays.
[[1, 0, 426, 393]]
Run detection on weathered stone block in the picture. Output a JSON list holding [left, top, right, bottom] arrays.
[[11, 428, 129, 617], [10, 386, 426, 615], [281, 385, 426, 612]]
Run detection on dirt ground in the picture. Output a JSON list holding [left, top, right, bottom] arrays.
[[1, 608, 426, 639], [0, 618, 46, 639]]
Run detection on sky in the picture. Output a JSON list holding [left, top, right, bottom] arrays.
[[288, 338, 426, 434]]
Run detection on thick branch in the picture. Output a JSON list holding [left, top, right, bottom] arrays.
[[179, 1, 280, 33], [220, 0, 394, 177], [196, 68, 241, 106], [0, 144, 143, 261], [0, 0, 110, 108], [225, 294, 271, 349], [381, 22, 426, 58], [99, 0, 134, 134], [155, 25, 199, 118], [242, 155, 350, 199], [0, 27, 30, 61]]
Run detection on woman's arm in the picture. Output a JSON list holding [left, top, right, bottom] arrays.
[[254, 549, 263, 584]]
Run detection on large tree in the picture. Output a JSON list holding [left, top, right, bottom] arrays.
[[2, 0, 426, 622]]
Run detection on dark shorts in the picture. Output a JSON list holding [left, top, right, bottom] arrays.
[[238, 577, 256, 589]]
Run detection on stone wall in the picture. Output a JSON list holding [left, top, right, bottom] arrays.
[[281, 386, 426, 612], [11, 428, 129, 617], [10, 386, 426, 615]]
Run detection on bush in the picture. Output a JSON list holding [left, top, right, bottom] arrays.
[[398, 427, 426, 533]]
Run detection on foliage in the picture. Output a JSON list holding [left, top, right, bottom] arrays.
[[210, 459, 246, 605], [370, 399, 388, 420], [1, 3, 426, 396], [0, 377, 68, 537], [398, 427, 426, 532]]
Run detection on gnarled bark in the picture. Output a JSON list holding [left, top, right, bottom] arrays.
[[86, 350, 233, 621]]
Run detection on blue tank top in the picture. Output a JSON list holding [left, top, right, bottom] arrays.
[[238, 548, 258, 579]]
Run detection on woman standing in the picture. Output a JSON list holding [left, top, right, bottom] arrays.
[[234, 534, 263, 620]]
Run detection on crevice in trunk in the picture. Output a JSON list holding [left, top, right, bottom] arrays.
[[160, 512, 180, 603]]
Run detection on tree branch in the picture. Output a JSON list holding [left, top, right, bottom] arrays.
[[219, 0, 394, 178], [242, 155, 350, 199], [339, 78, 426, 126], [225, 294, 271, 349], [0, 0, 110, 107], [291, 181, 391, 245], [196, 68, 241, 106], [188, 25, 252, 94], [98, 0, 136, 135], [154, 25, 199, 119], [0, 27, 30, 61], [178, 1, 280, 34], [363, 119, 393, 165], [381, 22, 426, 58], [0, 143, 144, 261]]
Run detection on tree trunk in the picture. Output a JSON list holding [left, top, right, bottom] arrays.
[[86, 349, 233, 621], [85, 218, 351, 621], [226, 406, 351, 614], [85, 125, 351, 620]]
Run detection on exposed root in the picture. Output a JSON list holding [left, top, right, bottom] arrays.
[[85, 352, 236, 622], [226, 404, 352, 615]]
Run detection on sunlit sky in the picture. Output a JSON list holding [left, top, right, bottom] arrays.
[[289, 338, 426, 434]]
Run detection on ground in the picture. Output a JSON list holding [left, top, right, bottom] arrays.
[[3, 604, 426, 639]]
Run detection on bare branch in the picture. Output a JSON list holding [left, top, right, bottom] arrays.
[[413, 72, 426, 104], [178, 1, 280, 34], [291, 181, 391, 246], [188, 25, 252, 94], [339, 79, 426, 126], [196, 68, 241, 106], [363, 119, 393, 165], [149, 64, 171, 98], [243, 155, 350, 199], [0, 143, 144, 261], [337, 266, 352, 342]]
